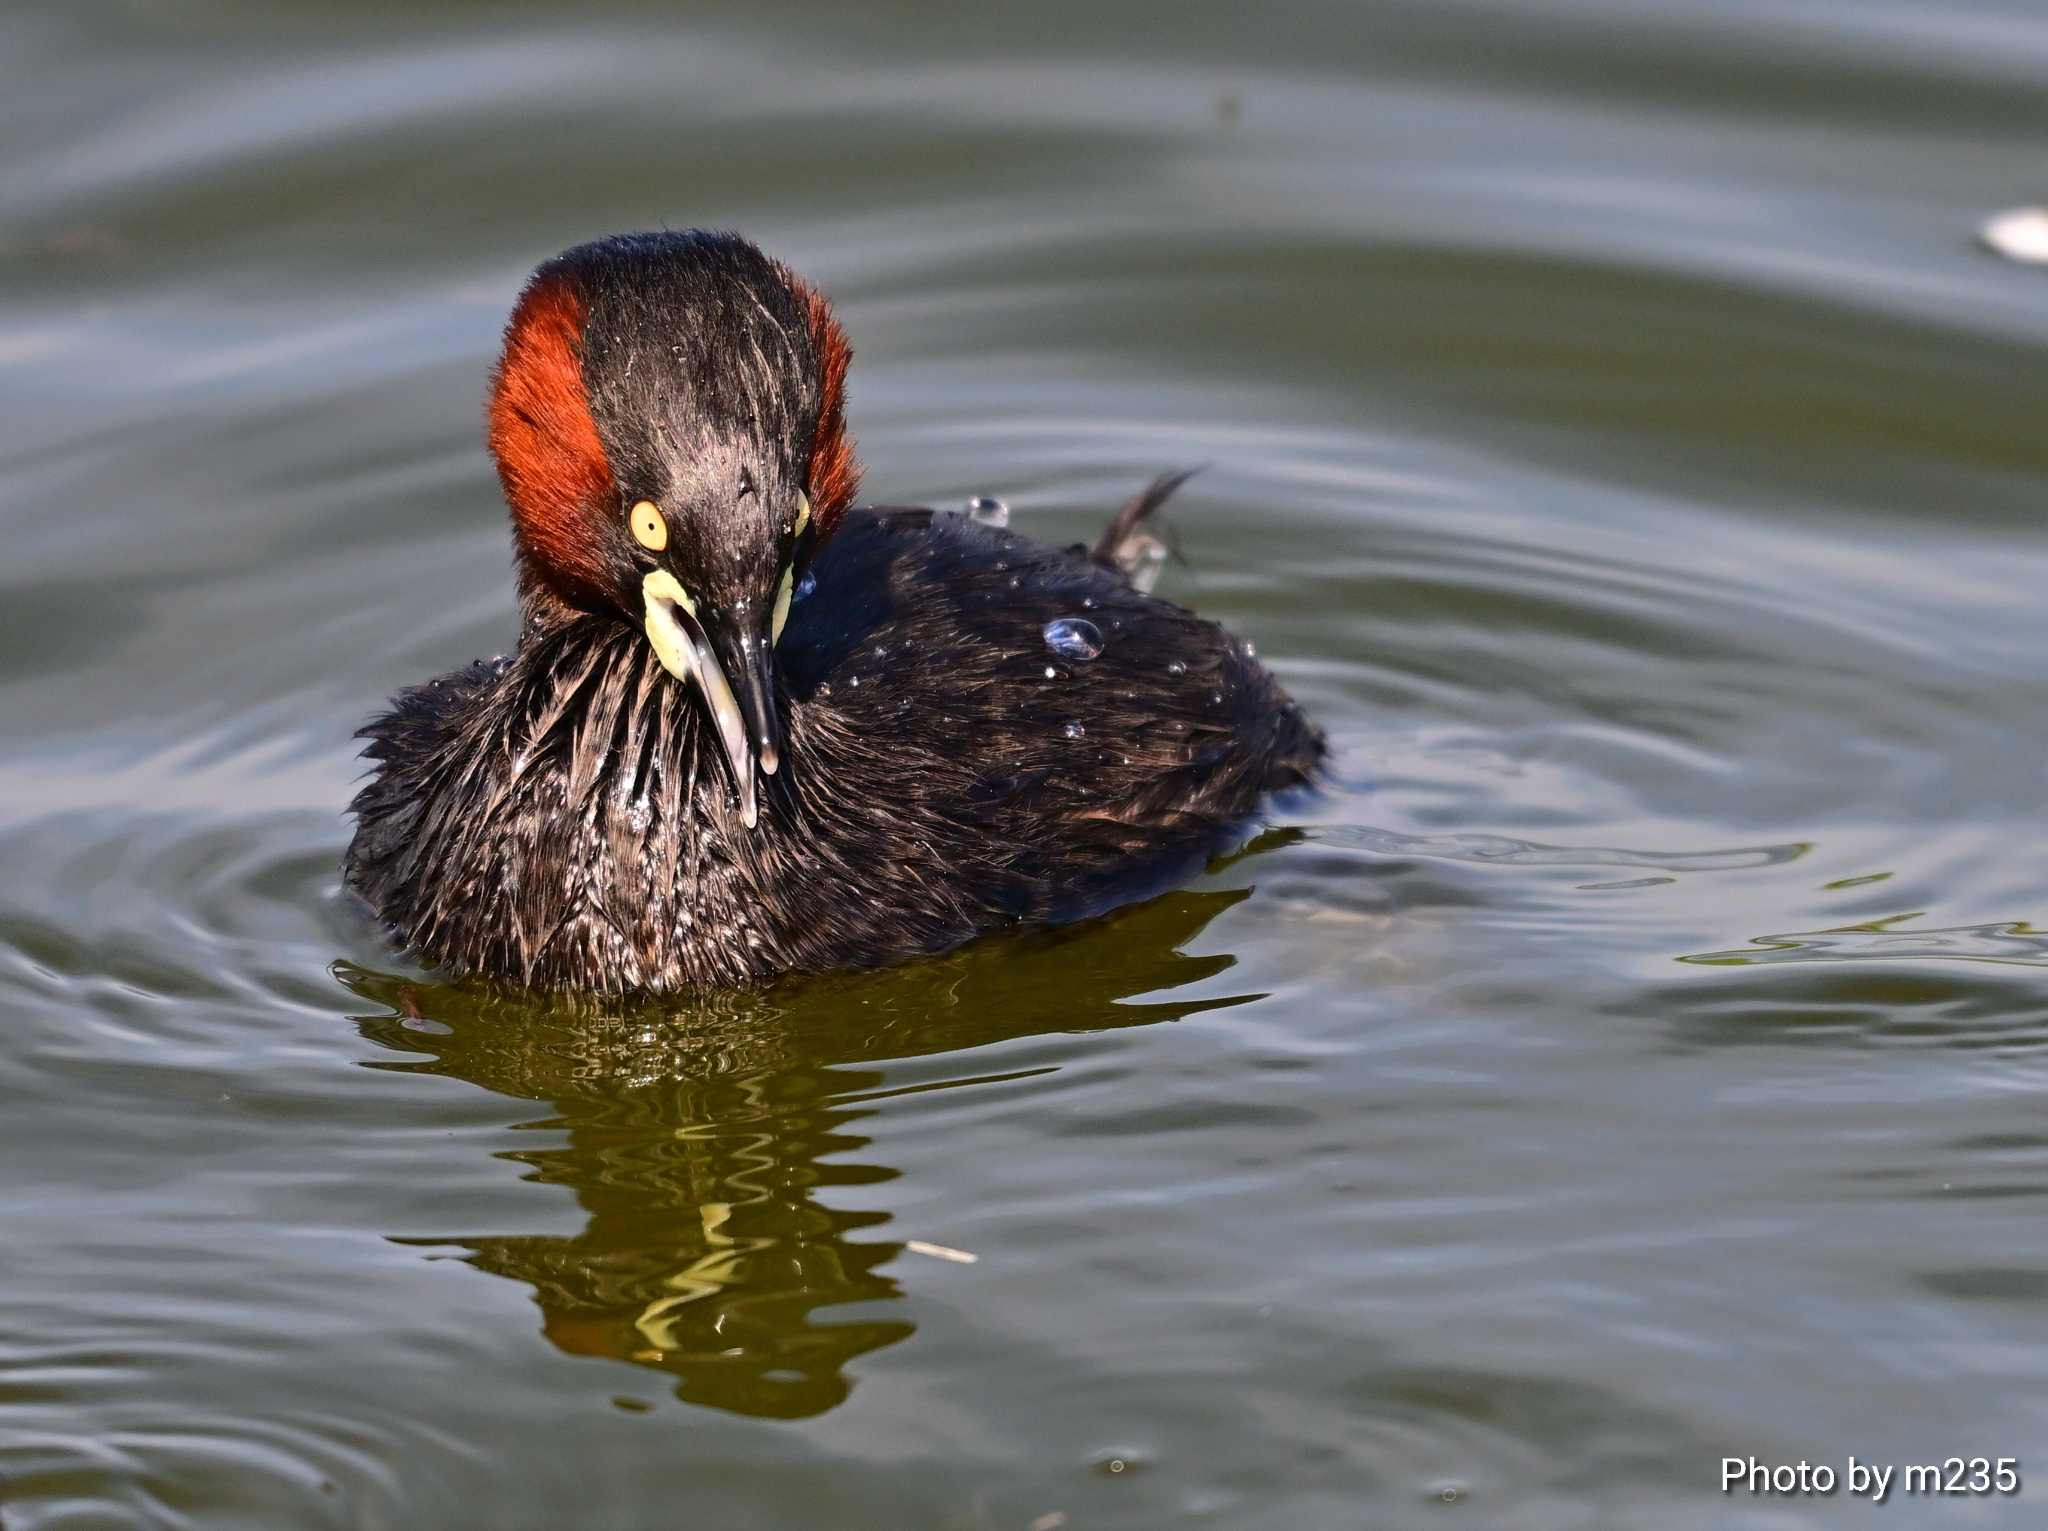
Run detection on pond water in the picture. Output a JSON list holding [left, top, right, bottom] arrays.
[[5, 2, 2048, 1527]]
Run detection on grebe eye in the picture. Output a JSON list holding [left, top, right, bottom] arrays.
[[793, 490, 811, 539], [630, 500, 668, 552]]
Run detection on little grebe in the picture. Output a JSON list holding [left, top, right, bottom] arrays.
[[345, 231, 1323, 992]]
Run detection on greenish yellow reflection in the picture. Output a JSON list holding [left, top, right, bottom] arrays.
[[341, 861, 1280, 1420]]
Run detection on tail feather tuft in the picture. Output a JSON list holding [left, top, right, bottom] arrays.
[[1091, 467, 1201, 590]]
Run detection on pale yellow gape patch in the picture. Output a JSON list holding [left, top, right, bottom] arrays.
[[640, 569, 698, 677], [630, 499, 668, 552], [772, 491, 810, 648], [770, 565, 795, 646]]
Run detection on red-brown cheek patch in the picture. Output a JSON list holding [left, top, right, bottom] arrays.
[[488, 271, 617, 611], [792, 274, 861, 537]]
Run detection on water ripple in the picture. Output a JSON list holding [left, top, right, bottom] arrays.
[[1684, 918, 2048, 969], [1319, 825, 1810, 876]]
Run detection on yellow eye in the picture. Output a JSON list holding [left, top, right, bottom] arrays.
[[793, 490, 811, 539], [630, 500, 667, 552]]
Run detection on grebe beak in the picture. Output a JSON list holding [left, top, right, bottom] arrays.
[[700, 600, 783, 783], [641, 571, 779, 829]]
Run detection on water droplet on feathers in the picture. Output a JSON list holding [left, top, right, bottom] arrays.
[[1043, 617, 1103, 661]]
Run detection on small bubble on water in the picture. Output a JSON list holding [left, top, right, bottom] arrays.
[[1061, 720, 1086, 740], [1043, 616, 1104, 661], [849, 674, 861, 688], [1166, 659, 1187, 676], [1982, 206, 2048, 265], [1043, 665, 1058, 680], [794, 570, 817, 602], [966, 495, 1009, 528]]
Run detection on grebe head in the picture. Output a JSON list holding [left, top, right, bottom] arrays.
[[486, 230, 860, 827]]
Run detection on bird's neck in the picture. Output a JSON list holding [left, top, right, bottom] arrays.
[[505, 608, 778, 836]]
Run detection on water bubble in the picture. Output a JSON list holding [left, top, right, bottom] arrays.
[[1166, 659, 1187, 677], [794, 570, 817, 602], [1061, 721, 1086, 740], [966, 495, 1009, 528], [1043, 616, 1104, 661], [1043, 665, 1058, 680]]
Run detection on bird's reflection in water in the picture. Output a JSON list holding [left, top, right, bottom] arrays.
[[341, 858, 1282, 1420]]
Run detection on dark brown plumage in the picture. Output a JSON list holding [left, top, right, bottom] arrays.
[[345, 231, 1323, 992]]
